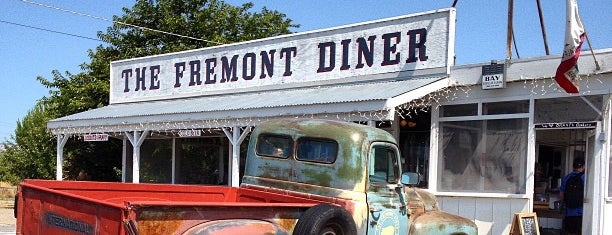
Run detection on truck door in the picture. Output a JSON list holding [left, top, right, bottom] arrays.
[[366, 142, 408, 235]]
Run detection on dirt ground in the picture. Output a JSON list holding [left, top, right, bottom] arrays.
[[0, 208, 16, 233]]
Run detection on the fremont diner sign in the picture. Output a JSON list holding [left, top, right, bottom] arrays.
[[110, 8, 455, 103]]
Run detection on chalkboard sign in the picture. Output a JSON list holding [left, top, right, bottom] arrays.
[[510, 213, 540, 235]]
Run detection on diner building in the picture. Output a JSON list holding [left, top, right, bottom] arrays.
[[47, 8, 612, 235]]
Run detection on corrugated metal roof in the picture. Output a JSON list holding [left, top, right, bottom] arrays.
[[48, 77, 446, 133]]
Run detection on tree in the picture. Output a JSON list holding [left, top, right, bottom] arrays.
[[0, 104, 56, 185], [16, 0, 298, 181]]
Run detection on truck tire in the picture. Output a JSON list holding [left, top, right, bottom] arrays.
[[293, 204, 357, 235]]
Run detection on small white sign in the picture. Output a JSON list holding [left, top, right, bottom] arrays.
[[482, 73, 504, 89], [178, 130, 202, 137], [481, 63, 505, 90], [83, 134, 109, 141]]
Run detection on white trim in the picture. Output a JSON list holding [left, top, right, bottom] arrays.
[[386, 78, 451, 108], [55, 134, 69, 181], [428, 103, 440, 192], [223, 126, 252, 187], [526, 98, 536, 212], [434, 192, 529, 199], [171, 137, 176, 184], [125, 130, 149, 183], [439, 113, 529, 122], [122, 138, 127, 182]]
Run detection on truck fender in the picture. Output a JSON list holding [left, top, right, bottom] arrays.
[[182, 219, 289, 235], [292, 204, 357, 235], [409, 210, 477, 235]]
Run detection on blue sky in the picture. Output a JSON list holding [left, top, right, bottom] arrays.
[[0, 0, 610, 141]]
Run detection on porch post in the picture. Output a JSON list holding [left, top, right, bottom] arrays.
[[222, 126, 251, 187], [122, 138, 127, 182], [55, 134, 69, 181], [125, 130, 149, 183]]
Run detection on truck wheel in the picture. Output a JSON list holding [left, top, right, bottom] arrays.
[[293, 204, 357, 235]]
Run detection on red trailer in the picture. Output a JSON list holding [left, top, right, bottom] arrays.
[[16, 179, 324, 235]]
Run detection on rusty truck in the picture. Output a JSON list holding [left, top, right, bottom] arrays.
[[15, 119, 477, 235]]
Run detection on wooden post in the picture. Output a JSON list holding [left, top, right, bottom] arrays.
[[55, 134, 69, 180]]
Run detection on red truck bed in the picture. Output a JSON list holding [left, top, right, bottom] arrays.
[[16, 179, 321, 235]]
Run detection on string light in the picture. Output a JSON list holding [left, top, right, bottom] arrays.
[[51, 68, 608, 139]]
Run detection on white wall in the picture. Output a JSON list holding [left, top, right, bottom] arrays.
[[438, 196, 529, 235]]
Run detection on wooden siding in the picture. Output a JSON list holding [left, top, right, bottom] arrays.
[[437, 196, 529, 235]]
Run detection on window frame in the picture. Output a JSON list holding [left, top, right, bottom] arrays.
[[433, 98, 533, 197], [368, 142, 401, 185]]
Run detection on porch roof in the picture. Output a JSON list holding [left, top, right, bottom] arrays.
[[48, 75, 450, 134]]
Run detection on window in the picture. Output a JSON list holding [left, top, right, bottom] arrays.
[[175, 138, 226, 185], [256, 134, 292, 158], [296, 138, 338, 163], [369, 145, 399, 184], [483, 100, 529, 115], [440, 103, 478, 117], [125, 139, 173, 183], [438, 119, 528, 194]]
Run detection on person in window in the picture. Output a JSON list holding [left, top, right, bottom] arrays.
[[560, 157, 585, 235]]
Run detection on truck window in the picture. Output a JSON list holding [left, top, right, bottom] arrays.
[[369, 146, 399, 184], [256, 134, 292, 158], [296, 138, 338, 163]]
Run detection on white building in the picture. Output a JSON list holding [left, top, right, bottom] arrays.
[[47, 8, 612, 234]]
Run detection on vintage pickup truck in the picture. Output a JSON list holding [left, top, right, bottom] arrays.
[[16, 119, 477, 235]]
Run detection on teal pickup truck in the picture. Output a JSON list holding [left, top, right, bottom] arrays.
[[16, 119, 477, 235], [241, 119, 477, 235]]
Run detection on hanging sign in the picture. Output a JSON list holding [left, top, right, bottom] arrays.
[[178, 130, 202, 137], [83, 133, 109, 142], [535, 121, 597, 129], [481, 62, 505, 90], [109, 8, 456, 104]]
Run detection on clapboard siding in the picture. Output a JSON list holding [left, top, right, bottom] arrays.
[[437, 196, 529, 235]]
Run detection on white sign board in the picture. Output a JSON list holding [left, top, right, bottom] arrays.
[[482, 73, 504, 89], [110, 9, 455, 103], [83, 133, 109, 142], [481, 63, 505, 90], [178, 130, 202, 137]]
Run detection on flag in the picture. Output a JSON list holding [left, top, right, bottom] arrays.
[[555, 0, 585, 93]]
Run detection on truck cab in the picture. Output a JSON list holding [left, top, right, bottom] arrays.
[[241, 119, 477, 234]]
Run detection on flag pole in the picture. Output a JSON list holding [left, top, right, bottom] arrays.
[[583, 32, 601, 70], [506, 0, 514, 60], [535, 0, 550, 55]]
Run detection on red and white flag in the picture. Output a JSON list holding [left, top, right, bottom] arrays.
[[555, 0, 585, 93]]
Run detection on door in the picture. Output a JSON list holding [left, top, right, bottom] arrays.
[[366, 142, 408, 235], [583, 123, 604, 235]]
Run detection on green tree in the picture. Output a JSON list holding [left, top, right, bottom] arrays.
[[0, 104, 55, 185], [11, 0, 297, 182]]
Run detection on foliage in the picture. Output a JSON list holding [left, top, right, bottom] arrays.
[[4, 0, 297, 182], [0, 104, 56, 185]]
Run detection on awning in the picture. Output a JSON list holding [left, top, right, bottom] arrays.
[[48, 76, 450, 134]]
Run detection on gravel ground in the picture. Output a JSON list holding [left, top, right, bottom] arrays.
[[0, 208, 16, 234]]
